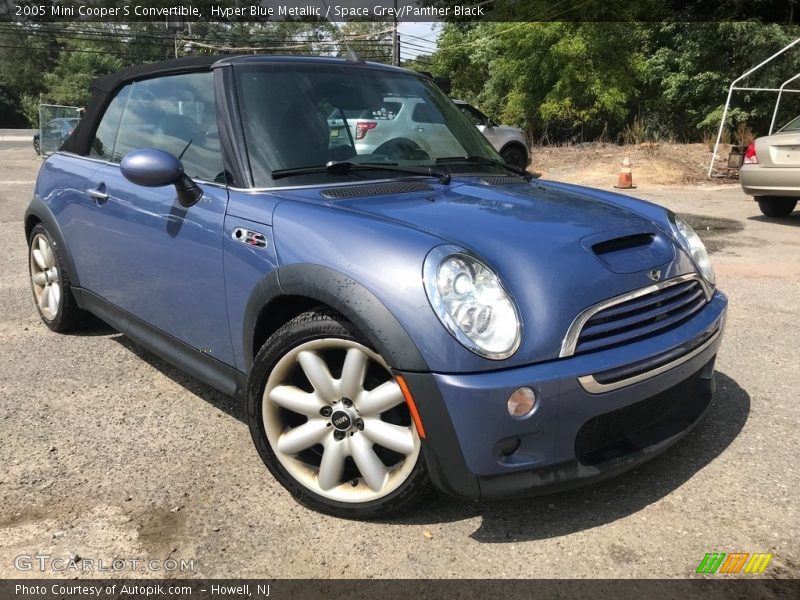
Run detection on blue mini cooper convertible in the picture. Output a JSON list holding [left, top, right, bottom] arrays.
[[26, 55, 727, 518]]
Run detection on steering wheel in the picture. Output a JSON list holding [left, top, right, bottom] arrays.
[[372, 138, 430, 161]]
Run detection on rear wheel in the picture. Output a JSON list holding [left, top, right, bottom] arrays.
[[27, 223, 85, 332], [247, 310, 431, 518], [372, 138, 430, 161], [756, 197, 797, 218]]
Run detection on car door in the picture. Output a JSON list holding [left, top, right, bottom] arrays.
[[409, 100, 465, 158], [75, 70, 235, 366]]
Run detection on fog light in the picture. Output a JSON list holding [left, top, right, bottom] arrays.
[[507, 387, 536, 418]]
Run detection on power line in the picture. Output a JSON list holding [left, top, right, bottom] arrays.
[[402, 41, 438, 54], [401, 33, 439, 46], [0, 43, 168, 59], [0, 23, 393, 43]]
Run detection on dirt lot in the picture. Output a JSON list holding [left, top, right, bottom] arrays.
[[533, 142, 736, 187], [0, 143, 798, 580]]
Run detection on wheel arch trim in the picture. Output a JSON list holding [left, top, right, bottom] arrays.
[[242, 263, 429, 374], [498, 140, 529, 159], [25, 197, 81, 289]]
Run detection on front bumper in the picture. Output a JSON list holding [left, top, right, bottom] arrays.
[[402, 290, 727, 500]]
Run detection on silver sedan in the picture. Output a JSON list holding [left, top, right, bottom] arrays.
[[740, 116, 800, 217]]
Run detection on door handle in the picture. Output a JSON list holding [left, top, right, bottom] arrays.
[[86, 187, 108, 201]]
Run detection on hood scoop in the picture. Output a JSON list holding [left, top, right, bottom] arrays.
[[321, 181, 433, 199], [581, 227, 674, 274], [592, 232, 654, 255]]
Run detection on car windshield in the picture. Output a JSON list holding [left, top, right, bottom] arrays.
[[779, 115, 800, 132], [234, 63, 502, 186]]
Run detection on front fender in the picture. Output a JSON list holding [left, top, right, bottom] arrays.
[[242, 264, 429, 373], [241, 263, 478, 500]]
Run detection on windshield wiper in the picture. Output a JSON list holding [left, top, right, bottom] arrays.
[[271, 160, 451, 185], [435, 155, 533, 180]]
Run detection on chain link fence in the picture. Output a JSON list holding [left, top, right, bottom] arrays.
[[37, 104, 81, 156]]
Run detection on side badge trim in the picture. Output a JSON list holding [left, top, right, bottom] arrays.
[[232, 227, 268, 249]]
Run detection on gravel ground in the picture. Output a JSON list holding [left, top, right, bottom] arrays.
[[0, 144, 798, 580]]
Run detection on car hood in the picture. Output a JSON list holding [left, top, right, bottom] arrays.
[[332, 178, 698, 364]]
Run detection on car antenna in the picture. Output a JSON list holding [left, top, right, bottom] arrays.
[[320, 0, 365, 63]]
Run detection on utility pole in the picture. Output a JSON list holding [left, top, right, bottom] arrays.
[[392, 0, 399, 66], [166, 17, 184, 58]]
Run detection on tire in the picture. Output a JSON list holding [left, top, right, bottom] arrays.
[[500, 144, 528, 169], [246, 310, 431, 519], [756, 197, 797, 218], [372, 138, 430, 161], [27, 223, 86, 332], [33, 139, 40, 156]]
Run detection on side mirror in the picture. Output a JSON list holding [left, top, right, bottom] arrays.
[[120, 148, 202, 208]]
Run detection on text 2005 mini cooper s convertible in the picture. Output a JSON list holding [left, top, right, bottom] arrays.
[[26, 56, 727, 518]]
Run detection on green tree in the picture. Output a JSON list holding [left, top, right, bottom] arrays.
[[642, 22, 800, 139], [431, 22, 646, 142]]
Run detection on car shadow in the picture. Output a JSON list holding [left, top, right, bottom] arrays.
[[395, 371, 749, 542], [59, 314, 117, 336], [110, 334, 246, 423], [102, 332, 749, 540], [748, 213, 800, 227]]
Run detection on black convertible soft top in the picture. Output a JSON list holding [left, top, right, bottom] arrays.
[[61, 55, 227, 155], [60, 54, 417, 156]]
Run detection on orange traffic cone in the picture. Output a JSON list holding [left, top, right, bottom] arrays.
[[614, 155, 636, 189]]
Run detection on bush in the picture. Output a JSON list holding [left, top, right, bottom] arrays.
[[20, 94, 41, 129]]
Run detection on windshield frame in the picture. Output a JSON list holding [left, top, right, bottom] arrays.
[[231, 62, 506, 188]]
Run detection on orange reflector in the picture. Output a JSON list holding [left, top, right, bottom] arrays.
[[395, 374, 426, 439]]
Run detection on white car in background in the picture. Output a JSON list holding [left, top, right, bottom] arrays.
[[452, 99, 530, 169], [328, 96, 530, 169], [329, 96, 465, 160]]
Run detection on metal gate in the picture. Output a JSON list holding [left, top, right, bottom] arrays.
[[38, 104, 81, 156]]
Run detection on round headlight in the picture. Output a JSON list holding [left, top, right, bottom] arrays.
[[671, 214, 715, 285], [423, 246, 521, 359]]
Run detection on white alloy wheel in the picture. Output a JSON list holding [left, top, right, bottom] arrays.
[[262, 338, 421, 503], [29, 232, 61, 321]]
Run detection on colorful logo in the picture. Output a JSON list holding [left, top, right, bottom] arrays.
[[696, 552, 773, 574]]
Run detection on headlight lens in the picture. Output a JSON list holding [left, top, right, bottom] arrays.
[[671, 214, 715, 285], [423, 246, 521, 359]]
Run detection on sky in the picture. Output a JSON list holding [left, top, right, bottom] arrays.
[[397, 21, 442, 60]]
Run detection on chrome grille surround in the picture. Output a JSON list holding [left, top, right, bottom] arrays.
[[559, 273, 714, 358]]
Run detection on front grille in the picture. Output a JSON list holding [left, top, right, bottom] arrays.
[[574, 278, 708, 355], [320, 181, 433, 199], [592, 322, 720, 386], [575, 365, 711, 465]]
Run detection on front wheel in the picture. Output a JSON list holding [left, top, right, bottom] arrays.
[[756, 197, 797, 218], [500, 145, 528, 169], [247, 310, 431, 518]]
